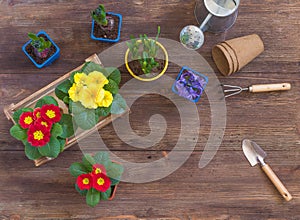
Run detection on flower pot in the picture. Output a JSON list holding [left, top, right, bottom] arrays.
[[91, 12, 122, 43], [124, 40, 169, 82], [172, 66, 208, 102], [22, 30, 60, 69]]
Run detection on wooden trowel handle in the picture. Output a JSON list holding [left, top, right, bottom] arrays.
[[249, 83, 291, 93], [262, 164, 292, 201]]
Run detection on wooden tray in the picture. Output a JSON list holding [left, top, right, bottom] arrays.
[[4, 54, 129, 167]]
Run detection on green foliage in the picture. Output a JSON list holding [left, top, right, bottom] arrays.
[[126, 26, 161, 75], [86, 188, 101, 207], [69, 151, 124, 207], [28, 32, 52, 52], [24, 141, 43, 160], [55, 62, 127, 130], [58, 114, 76, 139], [91, 4, 108, 26], [38, 137, 61, 158], [35, 96, 58, 108], [10, 125, 27, 141], [111, 94, 127, 115]]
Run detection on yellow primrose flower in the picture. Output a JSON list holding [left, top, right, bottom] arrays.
[[86, 71, 109, 88], [68, 83, 83, 102], [74, 73, 88, 85], [98, 90, 113, 108], [79, 84, 108, 109]]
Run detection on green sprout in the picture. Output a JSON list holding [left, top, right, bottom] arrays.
[[28, 32, 51, 53], [91, 4, 108, 26], [126, 26, 161, 75]]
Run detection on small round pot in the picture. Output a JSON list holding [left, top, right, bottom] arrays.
[[124, 40, 169, 82]]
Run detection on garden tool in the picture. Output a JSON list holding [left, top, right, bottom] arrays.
[[222, 83, 291, 98], [242, 139, 292, 201]]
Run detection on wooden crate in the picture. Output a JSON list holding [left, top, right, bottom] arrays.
[[4, 54, 129, 167]]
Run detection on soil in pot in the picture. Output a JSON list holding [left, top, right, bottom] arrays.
[[25, 34, 57, 65], [93, 14, 120, 40], [127, 58, 166, 78]]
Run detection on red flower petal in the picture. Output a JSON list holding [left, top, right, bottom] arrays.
[[33, 108, 42, 120], [41, 104, 61, 123], [19, 112, 34, 129], [34, 118, 53, 131], [92, 173, 111, 192], [27, 124, 51, 147], [92, 164, 107, 176], [76, 174, 93, 190]]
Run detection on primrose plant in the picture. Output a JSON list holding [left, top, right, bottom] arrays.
[[91, 4, 114, 31], [28, 32, 52, 58], [126, 26, 161, 75]]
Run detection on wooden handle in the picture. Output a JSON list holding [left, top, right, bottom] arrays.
[[249, 83, 291, 93], [262, 164, 292, 201]]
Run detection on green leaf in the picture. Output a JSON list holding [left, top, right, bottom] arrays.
[[106, 161, 124, 180], [55, 80, 72, 100], [70, 101, 86, 114], [12, 108, 33, 123], [38, 137, 60, 158], [93, 151, 110, 166], [35, 96, 58, 108], [69, 162, 88, 177], [24, 141, 43, 160], [106, 67, 121, 85], [104, 79, 119, 95], [63, 96, 70, 105], [95, 106, 111, 118], [81, 62, 107, 76], [100, 187, 112, 200], [82, 154, 95, 172], [51, 123, 63, 138], [110, 178, 120, 186], [111, 94, 127, 115], [58, 114, 76, 138], [28, 32, 39, 41], [86, 188, 100, 207], [10, 125, 27, 141], [73, 109, 98, 130], [57, 137, 66, 153], [75, 183, 88, 196]]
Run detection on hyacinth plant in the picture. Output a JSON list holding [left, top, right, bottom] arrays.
[[28, 32, 52, 58], [9, 96, 75, 160], [69, 152, 124, 207], [55, 62, 127, 130], [126, 26, 161, 75], [173, 68, 208, 102], [91, 4, 114, 31]]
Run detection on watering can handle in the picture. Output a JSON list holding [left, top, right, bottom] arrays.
[[200, 13, 213, 31]]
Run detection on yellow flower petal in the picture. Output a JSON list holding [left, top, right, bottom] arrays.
[[79, 87, 98, 109], [74, 73, 88, 85], [86, 71, 109, 88], [68, 83, 83, 102], [98, 91, 113, 107]]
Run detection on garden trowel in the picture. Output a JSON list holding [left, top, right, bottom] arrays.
[[242, 139, 292, 201]]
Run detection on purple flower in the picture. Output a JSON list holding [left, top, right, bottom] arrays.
[[175, 70, 206, 101]]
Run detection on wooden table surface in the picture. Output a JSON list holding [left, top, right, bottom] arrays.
[[0, 0, 299, 219]]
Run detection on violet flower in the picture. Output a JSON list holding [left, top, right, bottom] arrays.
[[175, 70, 206, 101]]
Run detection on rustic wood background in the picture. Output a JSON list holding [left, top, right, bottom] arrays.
[[0, 0, 299, 219]]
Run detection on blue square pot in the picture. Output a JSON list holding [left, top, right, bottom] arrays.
[[91, 12, 122, 43], [22, 30, 60, 69], [172, 66, 208, 103]]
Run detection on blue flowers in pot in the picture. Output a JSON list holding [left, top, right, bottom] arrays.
[[172, 66, 208, 102], [91, 4, 122, 43], [22, 31, 60, 68]]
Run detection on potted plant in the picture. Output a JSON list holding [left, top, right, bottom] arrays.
[[91, 4, 122, 43], [55, 61, 127, 130], [9, 96, 75, 161], [125, 26, 169, 82], [172, 66, 208, 102], [69, 152, 124, 207], [22, 31, 60, 68]]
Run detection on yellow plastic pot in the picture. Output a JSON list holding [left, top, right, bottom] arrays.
[[125, 40, 169, 82]]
